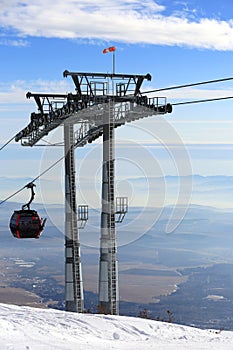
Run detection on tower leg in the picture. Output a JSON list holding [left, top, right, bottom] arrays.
[[98, 102, 119, 315], [64, 122, 84, 312]]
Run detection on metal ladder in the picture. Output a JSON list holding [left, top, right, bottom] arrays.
[[64, 122, 84, 313], [108, 101, 119, 315]]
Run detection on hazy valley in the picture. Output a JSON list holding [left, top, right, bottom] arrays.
[[0, 174, 233, 329]]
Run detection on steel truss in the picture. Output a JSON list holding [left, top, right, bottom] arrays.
[[15, 72, 172, 147]]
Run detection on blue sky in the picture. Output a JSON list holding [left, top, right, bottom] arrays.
[[0, 0, 233, 209]]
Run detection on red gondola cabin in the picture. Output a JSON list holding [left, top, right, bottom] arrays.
[[9, 209, 45, 239]]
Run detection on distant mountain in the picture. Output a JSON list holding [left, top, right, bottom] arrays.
[[1, 199, 233, 267], [125, 174, 233, 209], [118, 203, 233, 268], [1, 174, 233, 209]]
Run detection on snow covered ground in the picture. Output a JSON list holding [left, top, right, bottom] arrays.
[[0, 303, 233, 350]]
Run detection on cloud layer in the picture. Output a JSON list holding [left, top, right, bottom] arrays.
[[1, 1, 233, 50], [0, 79, 73, 109]]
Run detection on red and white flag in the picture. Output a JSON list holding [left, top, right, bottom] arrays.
[[103, 46, 116, 54]]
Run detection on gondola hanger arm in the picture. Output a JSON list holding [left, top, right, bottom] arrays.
[[22, 183, 36, 210]]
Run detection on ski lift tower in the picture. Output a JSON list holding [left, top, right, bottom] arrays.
[[14, 69, 172, 315], [63, 70, 171, 315]]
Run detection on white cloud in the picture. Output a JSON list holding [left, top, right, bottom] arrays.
[[0, 38, 28, 47], [0, 79, 74, 107], [1, 1, 233, 50]]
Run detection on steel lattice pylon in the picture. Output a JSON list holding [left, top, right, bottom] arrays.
[[99, 100, 119, 314], [64, 122, 84, 312], [14, 70, 172, 314]]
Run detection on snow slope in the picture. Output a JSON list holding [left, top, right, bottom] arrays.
[[0, 303, 233, 350]]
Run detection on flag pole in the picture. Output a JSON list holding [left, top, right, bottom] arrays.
[[113, 51, 115, 75], [103, 46, 116, 94], [103, 46, 116, 75]]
